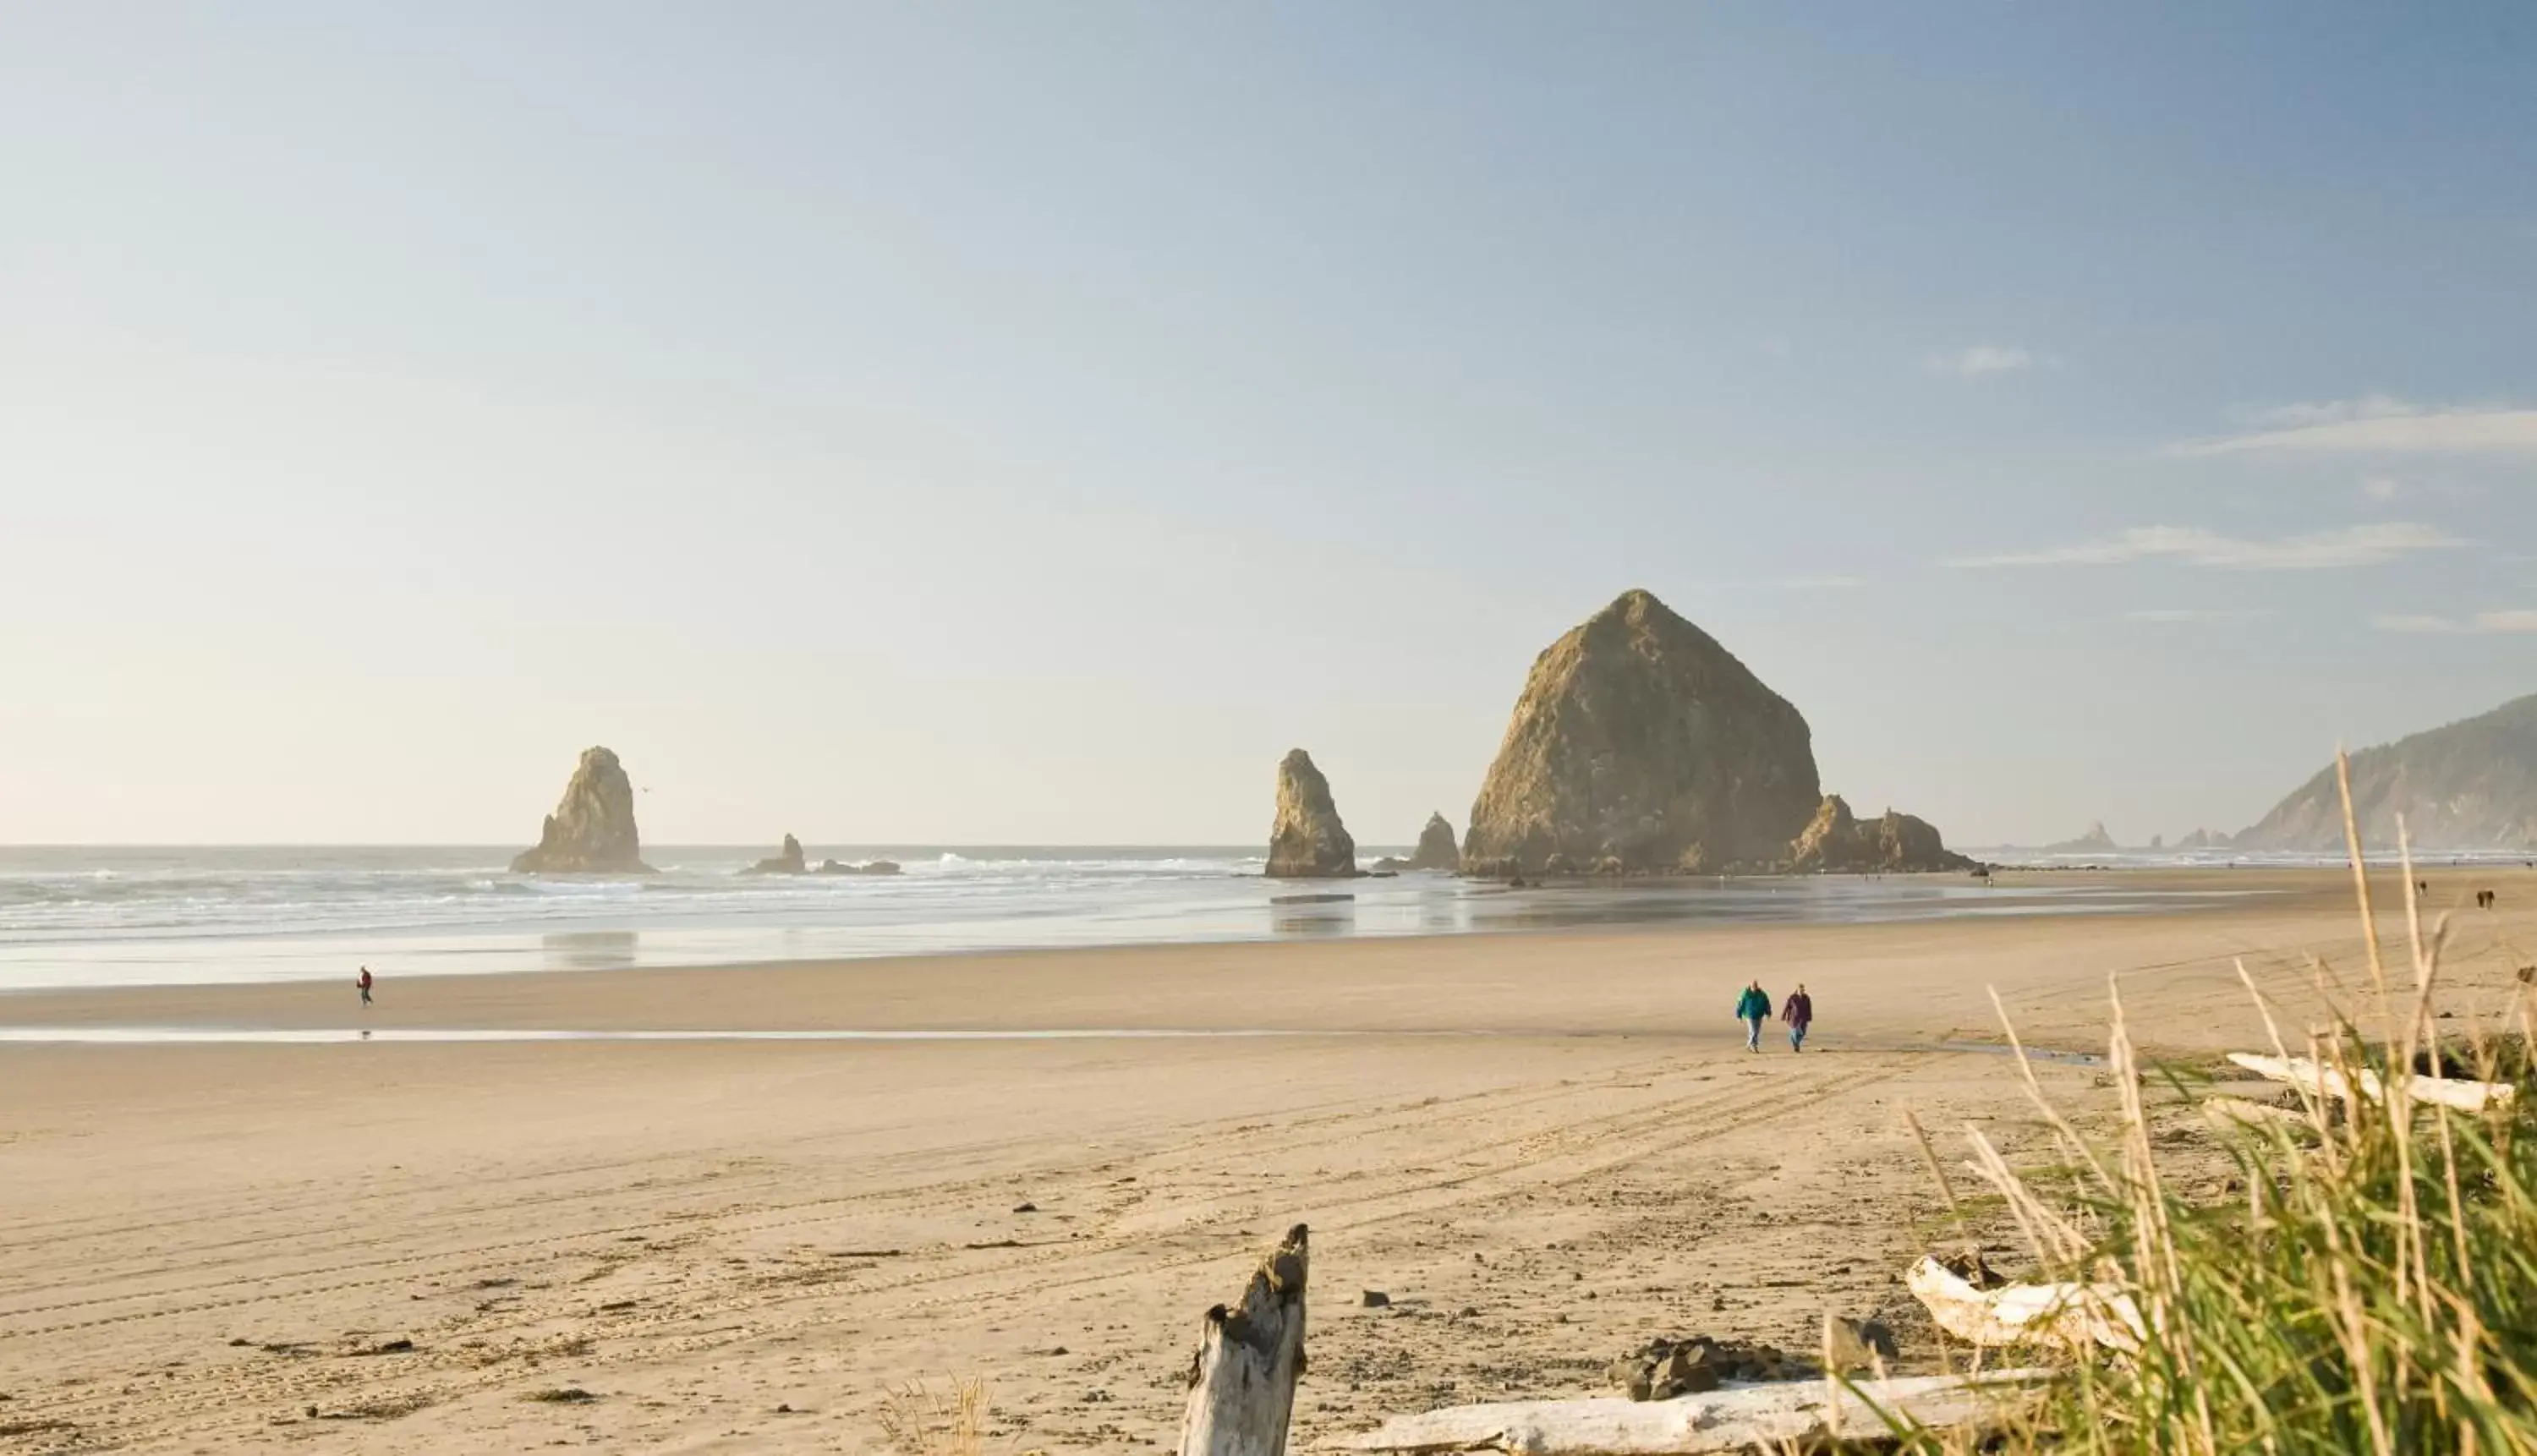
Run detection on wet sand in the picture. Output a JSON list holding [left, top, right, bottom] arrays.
[[1, 868, 2526, 1453]]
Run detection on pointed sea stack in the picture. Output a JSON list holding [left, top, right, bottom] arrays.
[[1267, 749, 1359, 878], [510, 746, 652, 873], [742, 834, 808, 875], [1462, 589, 1822, 875], [1407, 812, 1460, 872]]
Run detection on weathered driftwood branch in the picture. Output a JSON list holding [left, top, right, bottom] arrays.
[[2225, 1052, 2514, 1115], [1179, 1223, 1309, 1456], [1905, 1255, 2144, 1355], [1333, 1371, 2052, 1454]]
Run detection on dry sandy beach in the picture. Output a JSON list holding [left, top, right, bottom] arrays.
[[3, 868, 2529, 1454]]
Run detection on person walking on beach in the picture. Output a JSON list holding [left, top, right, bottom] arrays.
[[1781, 983, 1813, 1053], [357, 966, 373, 1007], [1734, 980, 1771, 1053]]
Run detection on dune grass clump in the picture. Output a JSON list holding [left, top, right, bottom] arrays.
[[878, 1376, 992, 1456], [1904, 759, 2537, 1454]]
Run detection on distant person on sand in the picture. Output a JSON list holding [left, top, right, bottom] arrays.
[[358, 966, 373, 1006], [1781, 983, 1813, 1053], [1734, 980, 1772, 1053]]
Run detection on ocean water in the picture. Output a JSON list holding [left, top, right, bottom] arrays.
[[0, 845, 2249, 993]]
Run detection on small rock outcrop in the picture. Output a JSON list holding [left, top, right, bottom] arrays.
[[1786, 796, 1863, 870], [742, 834, 808, 875], [815, 858, 901, 876], [2042, 821, 2119, 854], [1786, 794, 1974, 873], [1406, 813, 1460, 872], [2177, 828, 2228, 851], [1463, 589, 1822, 873], [510, 747, 651, 874], [1267, 749, 1358, 879]]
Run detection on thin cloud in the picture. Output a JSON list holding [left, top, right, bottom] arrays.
[[1950, 523, 2461, 571], [1690, 574, 1867, 592], [2374, 610, 2537, 635], [2172, 398, 2537, 457], [2238, 396, 2416, 429], [1924, 344, 2049, 377], [2360, 474, 2481, 503], [2120, 608, 2276, 622]]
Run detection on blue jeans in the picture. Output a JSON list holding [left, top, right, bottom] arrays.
[[1743, 1015, 1764, 1050], [1789, 1022, 1807, 1052]]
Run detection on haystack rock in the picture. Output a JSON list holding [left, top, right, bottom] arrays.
[[742, 834, 808, 875], [1407, 812, 1460, 872], [510, 747, 651, 873], [1267, 749, 1359, 879], [1462, 589, 1822, 874], [1787, 794, 1973, 873]]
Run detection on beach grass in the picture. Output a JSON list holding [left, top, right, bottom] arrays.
[[1899, 757, 2537, 1454], [877, 1376, 994, 1456]]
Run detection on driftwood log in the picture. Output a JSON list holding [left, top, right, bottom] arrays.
[[1179, 1223, 1310, 1456], [2225, 1052, 2514, 1115], [1904, 1256, 2143, 1355], [1334, 1371, 2052, 1453]]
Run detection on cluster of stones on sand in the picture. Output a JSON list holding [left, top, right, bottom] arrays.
[[1601, 1320, 1897, 1402]]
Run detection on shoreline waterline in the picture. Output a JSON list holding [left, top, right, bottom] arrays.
[[0, 1025, 1352, 1045], [0, 844, 2271, 993]]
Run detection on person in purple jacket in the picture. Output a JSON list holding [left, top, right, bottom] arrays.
[[1780, 983, 1813, 1053]]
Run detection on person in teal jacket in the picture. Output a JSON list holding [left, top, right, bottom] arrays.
[[1734, 980, 1772, 1052]]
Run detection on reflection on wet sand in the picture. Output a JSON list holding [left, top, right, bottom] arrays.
[[1270, 895, 1354, 937], [1460, 877, 2244, 933], [544, 930, 639, 971]]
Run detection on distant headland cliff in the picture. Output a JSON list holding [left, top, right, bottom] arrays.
[[2235, 692, 2537, 852]]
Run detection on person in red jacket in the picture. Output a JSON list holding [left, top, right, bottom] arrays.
[[357, 966, 374, 1007], [1780, 983, 1812, 1053]]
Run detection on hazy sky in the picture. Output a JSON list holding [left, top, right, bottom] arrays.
[[4, 4, 2534, 846]]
